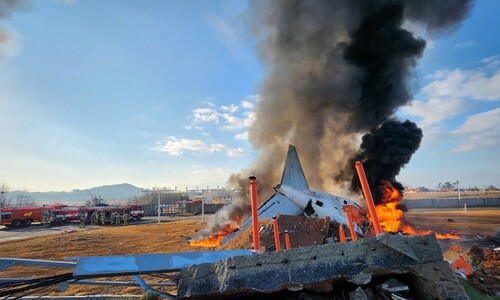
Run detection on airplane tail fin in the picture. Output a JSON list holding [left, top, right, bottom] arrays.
[[280, 145, 309, 191]]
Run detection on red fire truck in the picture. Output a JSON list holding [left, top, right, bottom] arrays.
[[0, 205, 85, 227], [128, 204, 144, 220], [0, 203, 144, 227], [0, 206, 47, 227], [48, 205, 83, 224]]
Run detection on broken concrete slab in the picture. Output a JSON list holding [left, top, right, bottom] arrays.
[[177, 234, 469, 299]]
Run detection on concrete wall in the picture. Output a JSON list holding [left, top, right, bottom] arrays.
[[402, 197, 500, 209]]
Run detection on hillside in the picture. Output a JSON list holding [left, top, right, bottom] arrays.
[[7, 183, 143, 205]]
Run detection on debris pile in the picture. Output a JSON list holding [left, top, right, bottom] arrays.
[[178, 234, 469, 299], [468, 247, 500, 296], [442, 233, 500, 297], [257, 215, 334, 250], [219, 215, 357, 251]]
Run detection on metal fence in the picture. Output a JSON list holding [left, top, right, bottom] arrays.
[[402, 197, 500, 209]]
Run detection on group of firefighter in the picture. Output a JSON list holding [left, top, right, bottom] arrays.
[[41, 210, 130, 228], [78, 210, 129, 228], [89, 211, 128, 226], [41, 213, 65, 227]]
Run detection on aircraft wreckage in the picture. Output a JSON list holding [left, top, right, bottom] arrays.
[[0, 145, 471, 299], [222, 145, 364, 245]]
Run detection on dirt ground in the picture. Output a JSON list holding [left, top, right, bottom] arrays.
[[0, 208, 498, 297], [405, 207, 500, 236]]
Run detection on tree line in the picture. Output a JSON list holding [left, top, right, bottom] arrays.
[[0, 184, 36, 208], [435, 181, 498, 192]]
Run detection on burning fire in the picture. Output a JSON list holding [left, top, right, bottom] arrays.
[[375, 181, 459, 239], [189, 224, 239, 247]]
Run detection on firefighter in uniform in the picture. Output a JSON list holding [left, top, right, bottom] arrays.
[[122, 213, 128, 225], [91, 211, 97, 225], [100, 211, 105, 225], [79, 212, 86, 228], [42, 214, 49, 227]]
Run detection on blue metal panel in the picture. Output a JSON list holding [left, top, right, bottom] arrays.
[[72, 249, 255, 278], [0, 258, 76, 270]]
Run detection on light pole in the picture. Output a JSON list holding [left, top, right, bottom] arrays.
[[457, 181, 465, 212], [201, 186, 209, 223], [157, 188, 161, 224]]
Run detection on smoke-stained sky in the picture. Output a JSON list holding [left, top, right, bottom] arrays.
[[0, 0, 498, 193], [0, 0, 31, 58], [240, 0, 473, 200]]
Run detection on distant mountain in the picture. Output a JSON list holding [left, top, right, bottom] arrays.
[[8, 183, 144, 205]]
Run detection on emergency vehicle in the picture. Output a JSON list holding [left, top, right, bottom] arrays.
[[47, 205, 83, 224], [0, 206, 47, 227], [128, 204, 145, 220], [0, 204, 144, 227]]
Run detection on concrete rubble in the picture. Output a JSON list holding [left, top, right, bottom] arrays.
[[468, 246, 500, 296], [177, 234, 470, 299]]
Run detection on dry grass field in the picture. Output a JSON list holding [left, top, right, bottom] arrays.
[[0, 219, 207, 296], [405, 208, 500, 236], [0, 208, 498, 297]]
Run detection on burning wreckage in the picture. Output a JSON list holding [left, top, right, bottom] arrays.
[[220, 144, 364, 246], [0, 145, 473, 299], [191, 144, 459, 249], [178, 145, 471, 299]]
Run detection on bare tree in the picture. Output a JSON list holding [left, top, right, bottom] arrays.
[[437, 181, 456, 192], [14, 189, 36, 207], [486, 185, 498, 191]]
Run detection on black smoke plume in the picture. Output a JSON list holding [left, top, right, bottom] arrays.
[[246, 0, 472, 196], [194, 0, 473, 240], [350, 119, 423, 204]]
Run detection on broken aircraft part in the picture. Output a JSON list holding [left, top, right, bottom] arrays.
[[223, 145, 362, 243]]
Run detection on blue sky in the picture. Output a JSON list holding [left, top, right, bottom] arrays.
[[0, 0, 498, 192]]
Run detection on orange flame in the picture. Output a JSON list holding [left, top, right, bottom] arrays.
[[189, 224, 239, 247], [375, 181, 459, 240]]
